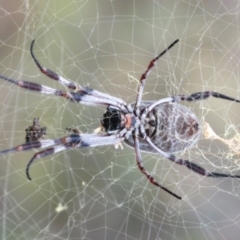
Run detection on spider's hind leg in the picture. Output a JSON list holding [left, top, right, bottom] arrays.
[[174, 91, 240, 104], [145, 136, 240, 183], [133, 128, 181, 199]]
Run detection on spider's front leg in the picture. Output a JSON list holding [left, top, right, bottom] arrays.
[[25, 134, 124, 180], [0, 74, 127, 110], [0, 39, 131, 112], [29, 40, 128, 107], [0, 133, 124, 180]]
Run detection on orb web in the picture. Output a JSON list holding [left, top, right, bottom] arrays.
[[0, 1, 240, 239]]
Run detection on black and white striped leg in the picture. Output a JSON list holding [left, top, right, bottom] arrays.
[[135, 39, 179, 115], [0, 75, 126, 109], [0, 136, 64, 156], [30, 40, 127, 108], [141, 91, 240, 120], [174, 91, 240, 103], [133, 129, 181, 199], [144, 136, 240, 180], [170, 156, 240, 178], [30, 40, 78, 90], [26, 134, 124, 180], [0, 133, 123, 180]]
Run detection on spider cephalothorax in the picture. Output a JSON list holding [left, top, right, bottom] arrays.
[[1, 39, 240, 200]]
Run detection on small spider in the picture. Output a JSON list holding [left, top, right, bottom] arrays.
[[1, 39, 240, 200], [25, 118, 46, 142]]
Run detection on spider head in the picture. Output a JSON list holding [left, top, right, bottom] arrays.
[[101, 106, 123, 133]]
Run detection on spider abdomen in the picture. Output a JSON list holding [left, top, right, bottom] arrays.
[[124, 102, 201, 154]]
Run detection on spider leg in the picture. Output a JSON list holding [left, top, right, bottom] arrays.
[[0, 75, 126, 109], [135, 39, 179, 115], [144, 136, 240, 179], [141, 91, 240, 120], [0, 139, 61, 156], [30, 40, 76, 90], [0, 133, 124, 180], [25, 134, 123, 180], [180, 160, 240, 178], [0, 133, 123, 180], [133, 129, 181, 199], [26, 145, 67, 180], [174, 91, 240, 103], [30, 40, 127, 108]]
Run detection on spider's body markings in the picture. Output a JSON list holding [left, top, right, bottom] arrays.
[[1, 39, 240, 200], [124, 102, 200, 153]]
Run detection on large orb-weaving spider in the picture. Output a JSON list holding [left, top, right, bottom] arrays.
[[1, 39, 240, 200]]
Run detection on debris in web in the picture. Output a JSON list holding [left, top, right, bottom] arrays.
[[203, 122, 240, 157]]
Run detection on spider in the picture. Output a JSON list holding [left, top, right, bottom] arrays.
[[25, 118, 46, 143], [1, 39, 240, 200]]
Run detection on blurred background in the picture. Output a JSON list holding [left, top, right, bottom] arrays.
[[0, 1, 240, 239]]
